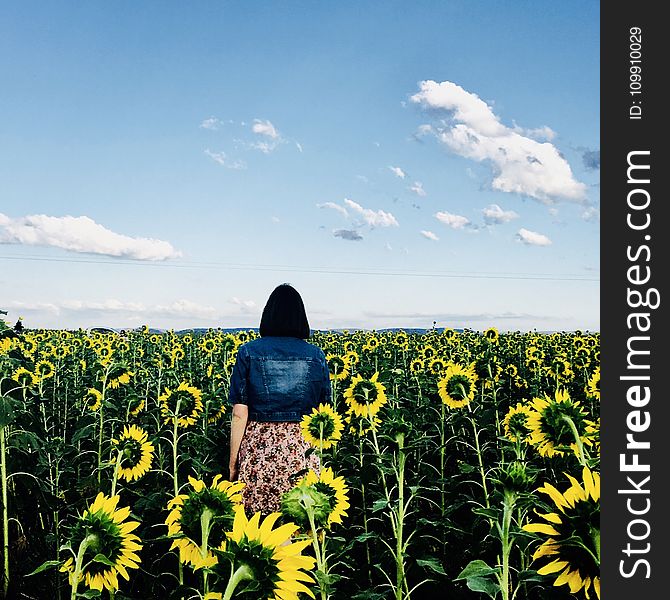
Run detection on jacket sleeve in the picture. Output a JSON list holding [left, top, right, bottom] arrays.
[[228, 346, 250, 405], [319, 351, 332, 405]]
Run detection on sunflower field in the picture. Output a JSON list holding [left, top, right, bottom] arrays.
[[0, 318, 600, 600]]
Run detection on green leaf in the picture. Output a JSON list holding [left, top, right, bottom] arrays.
[[455, 559, 499, 580], [371, 499, 389, 512], [466, 576, 500, 598], [78, 590, 102, 598], [416, 557, 447, 575], [92, 553, 116, 567], [26, 560, 62, 576], [0, 395, 17, 428]]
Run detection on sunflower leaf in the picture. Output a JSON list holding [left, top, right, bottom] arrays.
[[25, 560, 62, 576], [0, 395, 17, 428], [464, 576, 500, 598], [416, 557, 447, 575], [92, 553, 116, 567], [455, 559, 499, 580]]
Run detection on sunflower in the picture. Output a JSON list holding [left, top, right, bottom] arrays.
[[442, 328, 457, 340], [549, 357, 574, 382], [35, 360, 56, 381], [166, 475, 245, 569], [301, 467, 350, 527], [526, 389, 597, 459], [326, 354, 349, 381], [437, 363, 478, 409], [171, 345, 185, 362], [199, 338, 216, 355], [60, 493, 142, 592], [12, 367, 37, 388], [159, 382, 204, 427], [208, 507, 316, 600], [344, 351, 359, 368], [483, 327, 499, 343], [421, 345, 437, 360], [300, 403, 344, 449], [107, 365, 134, 389], [525, 356, 542, 372], [429, 357, 448, 375], [343, 340, 356, 354], [345, 409, 381, 436], [503, 403, 534, 443], [504, 364, 518, 379], [126, 394, 145, 416], [343, 372, 388, 418], [362, 336, 380, 352], [523, 467, 600, 599], [585, 368, 600, 401], [409, 358, 425, 374], [206, 387, 228, 424], [111, 425, 154, 482], [20, 338, 37, 355]]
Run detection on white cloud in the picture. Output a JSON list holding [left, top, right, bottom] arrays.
[[230, 297, 258, 313], [0, 213, 181, 261], [333, 229, 364, 241], [482, 204, 519, 225], [252, 119, 280, 139], [317, 202, 349, 218], [200, 117, 222, 130], [581, 206, 600, 222], [420, 230, 439, 241], [295, 142, 303, 153], [516, 228, 552, 246], [204, 149, 246, 169], [435, 210, 470, 229], [514, 124, 556, 142], [410, 80, 587, 203], [409, 181, 426, 196], [271, 216, 281, 223], [6, 298, 219, 319], [389, 166, 407, 179], [343, 198, 399, 228]]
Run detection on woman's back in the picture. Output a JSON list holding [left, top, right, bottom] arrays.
[[229, 336, 330, 422]]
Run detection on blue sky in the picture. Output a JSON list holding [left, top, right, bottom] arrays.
[[0, 1, 600, 332]]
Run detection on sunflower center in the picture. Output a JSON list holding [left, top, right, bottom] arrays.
[[352, 381, 379, 404], [179, 490, 236, 549], [445, 375, 471, 400], [119, 439, 143, 468], [308, 413, 336, 439]]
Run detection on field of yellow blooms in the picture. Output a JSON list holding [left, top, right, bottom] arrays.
[[0, 319, 600, 600]]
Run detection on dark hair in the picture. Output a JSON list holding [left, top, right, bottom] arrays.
[[259, 284, 310, 339]]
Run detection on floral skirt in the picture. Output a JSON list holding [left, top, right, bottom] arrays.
[[238, 420, 320, 516]]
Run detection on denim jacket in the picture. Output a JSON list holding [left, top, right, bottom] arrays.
[[228, 336, 331, 422]]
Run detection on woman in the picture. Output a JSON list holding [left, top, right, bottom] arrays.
[[228, 283, 331, 515]]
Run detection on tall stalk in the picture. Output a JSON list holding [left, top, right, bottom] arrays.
[[1, 425, 9, 598]]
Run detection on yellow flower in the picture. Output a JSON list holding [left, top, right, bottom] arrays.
[[60, 493, 142, 593], [111, 425, 154, 482], [300, 403, 344, 449], [343, 372, 388, 418]]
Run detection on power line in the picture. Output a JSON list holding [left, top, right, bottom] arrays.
[[0, 254, 599, 282]]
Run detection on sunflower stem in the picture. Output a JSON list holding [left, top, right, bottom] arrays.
[[562, 414, 587, 467], [110, 449, 122, 498], [96, 367, 110, 487], [172, 399, 183, 587], [221, 563, 254, 600], [467, 407, 490, 509], [200, 508, 213, 593], [69, 533, 97, 600], [306, 507, 328, 600], [499, 490, 516, 600], [1, 425, 9, 598]]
